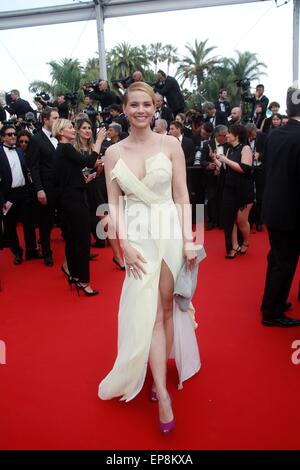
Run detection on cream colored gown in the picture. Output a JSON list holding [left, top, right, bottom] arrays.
[[98, 144, 201, 402]]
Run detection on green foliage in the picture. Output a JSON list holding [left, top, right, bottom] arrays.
[[28, 41, 267, 109]]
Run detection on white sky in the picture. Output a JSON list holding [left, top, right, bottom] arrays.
[[0, 0, 296, 111]]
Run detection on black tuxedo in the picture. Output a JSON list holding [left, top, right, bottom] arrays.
[[155, 106, 174, 126], [0, 145, 36, 256], [261, 119, 300, 320], [204, 111, 228, 127], [154, 76, 185, 116], [248, 131, 267, 227], [181, 136, 196, 167], [201, 139, 229, 226], [214, 100, 231, 116], [28, 130, 57, 257]]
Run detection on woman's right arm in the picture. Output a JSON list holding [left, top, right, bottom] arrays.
[[104, 146, 147, 279]]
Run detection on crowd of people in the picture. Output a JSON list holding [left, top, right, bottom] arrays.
[[0, 71, 299, 432]]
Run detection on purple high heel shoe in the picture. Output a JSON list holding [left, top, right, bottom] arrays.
[[159, 394, 175, 434], [149, 390, 158, 402], [159, 418, 175, 434]]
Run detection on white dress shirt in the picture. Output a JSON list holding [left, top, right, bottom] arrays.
[[3, 146, 25, 188], [42, 127, 58, 149]]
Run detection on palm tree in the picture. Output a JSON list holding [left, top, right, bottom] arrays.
[[163, 44, 179, 75], [47, 58, 82, 96], [227, 50, 266, 83], [176, 39, 220, 94], [81, 57, 100, 84], [107, 42, 149, 81], [28, 80, 54, 97], [148, 42, 165, 73]]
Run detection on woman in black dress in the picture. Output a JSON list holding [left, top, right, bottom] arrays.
[[216, 124, 254, 258], [74, 117, 125, 270], [53, 119, 100, 295]]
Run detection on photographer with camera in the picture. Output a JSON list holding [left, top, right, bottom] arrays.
[[112, 71, 144, 95], [4, 89, 35, 119], [154, 70, 185, 117], [92, 80, 120, 112], [53, 95, 69, 119]]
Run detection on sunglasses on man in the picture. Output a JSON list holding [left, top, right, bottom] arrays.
[[5, 132, 17, 137]]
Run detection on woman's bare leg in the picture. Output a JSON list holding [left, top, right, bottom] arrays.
[[149, 261, 174, 423], [236, 203, 253, 247]]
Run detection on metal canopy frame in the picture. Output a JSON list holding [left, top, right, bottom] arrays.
[[0, 0, 299, 83]]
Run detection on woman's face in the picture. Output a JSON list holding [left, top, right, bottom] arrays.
[[271, 115, 282, 128], [78, 122, 92, 141], [18, 136, 30, 152], [175, 115, 184, 124], [123, 90, 155, 129], [60, 123, 76, 141], [226, 131, 237, 145]]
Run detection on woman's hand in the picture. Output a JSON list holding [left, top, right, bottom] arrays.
[[218, 154, 227, 164], [122, 243, 147, 280], [183, 242, 198, 272], [94, 158, 104, 176]]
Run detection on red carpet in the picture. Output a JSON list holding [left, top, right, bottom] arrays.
[[0, 227, 299, 450]]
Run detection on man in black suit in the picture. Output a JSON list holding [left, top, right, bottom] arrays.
[[202, 102, 228, 128], [0, 125, 39, 264], [214, 89, 231, 116], [28, 107, 59, 266], [5, 89, 35, 119], [154, 70, 185, 117], [201, 125, 229, 229], [154, 93, 173, 128], [169, 121, 195, 166], [261, 87, 300, 327], [254, 84, 269, 114], [246, 123, 267, 231]]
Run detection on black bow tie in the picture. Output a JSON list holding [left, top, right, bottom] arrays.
[[3, 145, 17, 150]]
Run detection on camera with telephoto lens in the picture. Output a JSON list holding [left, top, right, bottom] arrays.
[[112, 76, 133, 90], [80, 81, 99, 97], [64, 91, 78, 107], [35, 92, 50, 103], [235, 78, 256, 104]]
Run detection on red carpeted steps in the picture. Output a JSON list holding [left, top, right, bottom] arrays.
[[0, 227, 299, 450]]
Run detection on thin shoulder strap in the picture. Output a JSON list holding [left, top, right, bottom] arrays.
[[160, 133, 165, 152], [115, 142, 122, 160]]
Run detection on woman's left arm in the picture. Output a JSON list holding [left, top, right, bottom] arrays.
[[219, 145, 252, 173], [169, 136, 197, 270]]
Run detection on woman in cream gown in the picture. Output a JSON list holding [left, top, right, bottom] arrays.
[[98, 82, 200, 433]]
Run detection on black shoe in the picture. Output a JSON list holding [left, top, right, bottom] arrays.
[[25, 250, 43, 260], [44, 255, 54, 267], [262, 316, 300, 327], [89, 253, 99, 260], [13, 254, 23, 265], [256, 224, 263, 232], [90, 241, 106, 248], [75, 281, 99, 297], [206, 222, 214, 231]]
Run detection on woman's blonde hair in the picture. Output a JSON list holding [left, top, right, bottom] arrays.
[[52, 119, 72, 140], [123, 81, 156, 106]]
